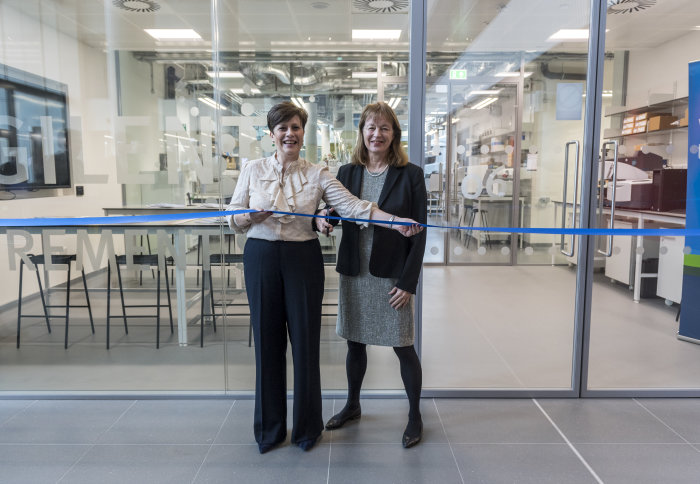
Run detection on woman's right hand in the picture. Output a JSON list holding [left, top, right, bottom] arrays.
[[249, 207, 273, 224], [393, 217, 424, 237], [314, 207, 335, 234]]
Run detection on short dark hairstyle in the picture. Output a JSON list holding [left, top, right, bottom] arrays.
[[351, 102, 409, 167], [267, 101, 308, 132]]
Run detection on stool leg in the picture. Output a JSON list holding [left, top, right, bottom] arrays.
[[165, 264, 173, 333], [106, 263, 111, 349], [34, 264, 52, 332], [466, 210, 476, 248], [196, 235, 201, 286], [115, 261, 128, 334], [81, 269, 95, 334], [209, 270, 216, 332], [156, 269, 161, 349], [481, 211, 492, 248], [64, 263, 71, 349], [200, 269, 206, 348], [17, 260, 24, 348]]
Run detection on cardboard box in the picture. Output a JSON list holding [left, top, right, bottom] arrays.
[[621, 127, 633, 135], [647, 115, 678, 131], [635, 112, 648, 121], [679, 108, 688, 127], [633, 125, 647, 134], [623, 116, 636, 124]]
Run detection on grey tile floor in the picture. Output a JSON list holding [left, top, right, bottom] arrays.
[[2, 397, 700, 484]]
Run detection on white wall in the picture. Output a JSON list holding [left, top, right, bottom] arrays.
[[0, 4, 121, 305]]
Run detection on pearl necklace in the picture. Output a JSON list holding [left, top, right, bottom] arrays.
[[365, 164, 389, 177]]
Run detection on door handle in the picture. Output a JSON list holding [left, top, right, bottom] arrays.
[[560, 140, 580, 257], [598, 140, 619, 257]]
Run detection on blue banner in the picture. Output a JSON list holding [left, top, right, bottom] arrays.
[[678, 60, 700, 342]]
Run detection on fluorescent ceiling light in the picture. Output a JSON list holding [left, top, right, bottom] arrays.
[[145, 29, 202, 41], [206, 71, 244, 78], [388, 97, 401, 109], [230, 88, 261, 95], [495, 71, 533, 78], [198, 96, 225, 110], [471, 97, 498, 110], [469, 89, 501, 95], [352, 71, 386, 79], [352, 29, 401, 40], [352, 89, 377, 94], [548, 29, 589, 41], [291, 97, 305, 108]]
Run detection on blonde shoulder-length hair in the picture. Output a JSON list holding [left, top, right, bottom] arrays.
[[351, 102, 409, 168]]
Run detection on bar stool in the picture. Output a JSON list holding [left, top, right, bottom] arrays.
[[465, 207, 492, 249], [106, 254, 173, 349], [17, 254, 94, 349], [200, 253, 249, 347]]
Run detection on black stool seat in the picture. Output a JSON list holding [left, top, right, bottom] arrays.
[[17, 253, 94, 349], [106, 254, 173, 349]]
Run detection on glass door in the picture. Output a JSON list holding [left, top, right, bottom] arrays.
[[421, 0, 594, 392], [585, 0, 700, 393]]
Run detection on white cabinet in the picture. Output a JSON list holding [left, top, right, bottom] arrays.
[[657, 235, 684, 304], [605, 221, 634, 285]]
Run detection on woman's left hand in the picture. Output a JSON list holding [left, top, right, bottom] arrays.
[[388, 287, 411, 310]]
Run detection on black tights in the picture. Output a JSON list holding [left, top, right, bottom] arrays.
[[343, 340, 422, 421]]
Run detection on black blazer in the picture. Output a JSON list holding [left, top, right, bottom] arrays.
[[334, 162, 427, 294]]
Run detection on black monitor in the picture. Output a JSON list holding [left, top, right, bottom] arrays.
[[0, 63, 71, 190]]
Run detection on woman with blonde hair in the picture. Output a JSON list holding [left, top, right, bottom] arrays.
[[316, 102, 427, 447]]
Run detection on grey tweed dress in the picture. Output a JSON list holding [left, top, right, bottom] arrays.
[[336, 169, 414, 347]]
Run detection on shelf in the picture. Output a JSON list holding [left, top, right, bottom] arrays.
[[605, 97, 688, 118], [604, 125, 688, 139]]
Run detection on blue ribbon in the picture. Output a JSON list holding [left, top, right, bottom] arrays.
[[0, 208, 697, 236]]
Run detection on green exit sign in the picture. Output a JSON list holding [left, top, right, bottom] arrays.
[[449, 69, 467, 80]]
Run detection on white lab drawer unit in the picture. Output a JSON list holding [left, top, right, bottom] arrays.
[[657, 235, 684, 304]]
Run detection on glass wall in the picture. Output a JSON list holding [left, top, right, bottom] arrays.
[[586, 0, 700, 392], [421, 0, 591, 391], [0, 0, 411, 393], [2, 0, 699, 397]]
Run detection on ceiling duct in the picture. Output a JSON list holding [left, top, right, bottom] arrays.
[[113, 0, 161, 13], [352, 0, 409, 14], [243, 64, 327, 86], [607, 0, 656, 14]]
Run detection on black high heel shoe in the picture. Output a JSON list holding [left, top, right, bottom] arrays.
[[402, 419, 423, 448], [325, 406, 361, 430]]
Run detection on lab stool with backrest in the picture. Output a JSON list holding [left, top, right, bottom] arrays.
[[17, 253, 94, 349], [106, 254, 173, 349]]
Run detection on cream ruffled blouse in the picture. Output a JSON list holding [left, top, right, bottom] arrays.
[[227, 155, 374, 242]]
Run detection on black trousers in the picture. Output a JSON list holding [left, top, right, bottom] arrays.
[[243, 238, 325, 445]]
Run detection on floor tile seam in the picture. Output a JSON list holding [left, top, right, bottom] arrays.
[[633, 398, 696, 448], [0, 399, 38, 428], [191, 399, 237, 484], [326, 398, 336, 484], [460, 310, 526, 388], [54, 443, 97, 484], [102, 399, 138, 435], [532, 399, 604, 484], [433, 398, 465, 484]]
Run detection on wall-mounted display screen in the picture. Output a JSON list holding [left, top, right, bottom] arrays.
[[0, 63, 71, 190]]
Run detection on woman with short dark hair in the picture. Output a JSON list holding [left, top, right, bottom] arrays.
[[227, 101, 421, 454]]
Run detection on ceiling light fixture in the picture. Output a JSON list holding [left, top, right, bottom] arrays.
[[206, 71, 243, 78], [495, 71, 533, 78], [198, 96, 225, 110], [352, 88, 378, 94], [352, 71, 384, 79], [469, 89, 502, 95], [547, 29, 589, 41], [113, 0, 160, 13], [352, 29, 401, 40], [471, 97, 498, 110], [145, 29, 201, 40], [291, 97, 305, 108]]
